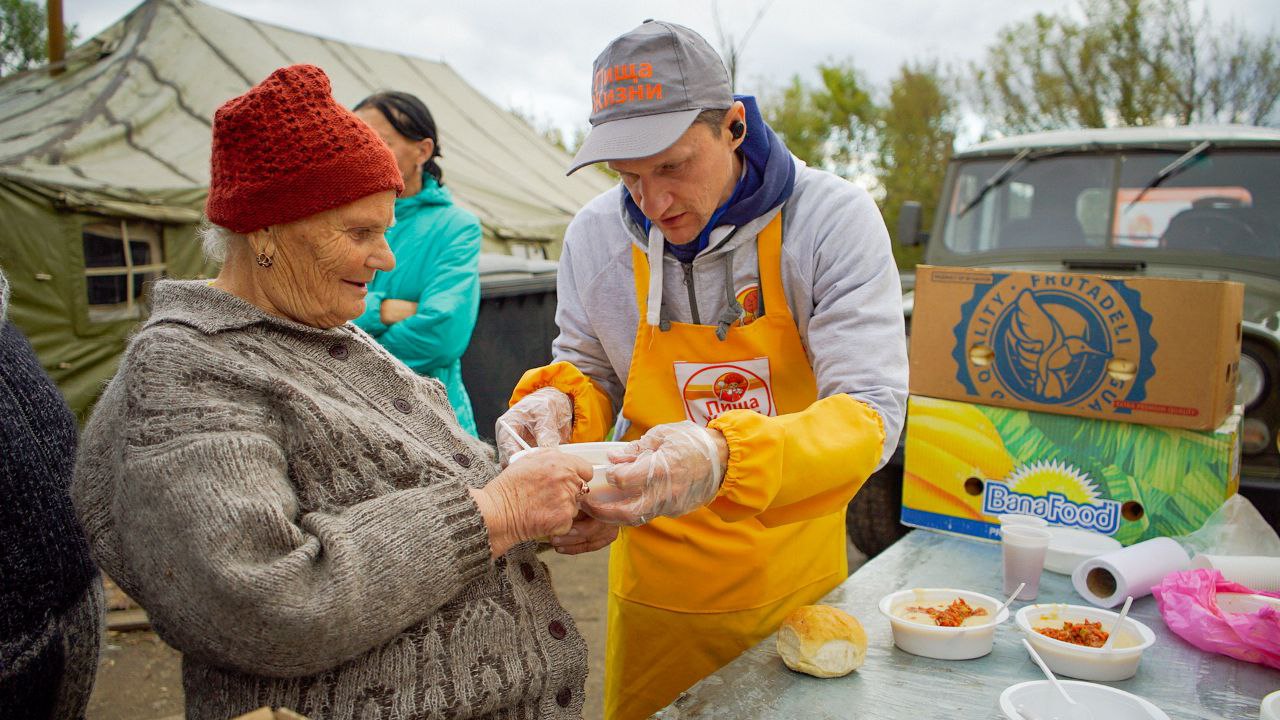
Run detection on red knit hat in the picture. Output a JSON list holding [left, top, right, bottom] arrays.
[[205, 64, 404, 233]]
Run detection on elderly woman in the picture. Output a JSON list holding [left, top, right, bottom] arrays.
[[73, 65, 590, 720], [351, 90, 483, 437]]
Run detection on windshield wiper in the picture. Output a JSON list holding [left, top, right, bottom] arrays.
[[1123, 140, 1213, 212], [956, 149, 1030, 219]]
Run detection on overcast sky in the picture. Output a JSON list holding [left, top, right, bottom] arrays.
[[69, 0, 1280, 145]]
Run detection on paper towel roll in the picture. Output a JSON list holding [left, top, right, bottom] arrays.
[[1072, 537, 1192, 608], [1191, 554, 1280, 592]]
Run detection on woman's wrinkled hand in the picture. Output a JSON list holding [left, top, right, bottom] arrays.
[[470, 449, 592, 558], [549, 511, 619, 555], [495, 387, 573, 464], [582, 421, 730, 526], [380, 298, 418, 325]]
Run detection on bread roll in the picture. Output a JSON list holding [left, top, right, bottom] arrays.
[[776, 604, 867, 678]]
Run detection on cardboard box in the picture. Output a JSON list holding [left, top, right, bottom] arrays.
[[909, 265, 1243, 430], [900, 395, 1241, 545]]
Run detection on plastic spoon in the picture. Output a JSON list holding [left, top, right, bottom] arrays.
[[1101, 596, 1133, 651], [998, 582, 1026, 617], [499, 424, 613, 489], [1021, 638, 1095, 720], [498, 420, 533, 452]]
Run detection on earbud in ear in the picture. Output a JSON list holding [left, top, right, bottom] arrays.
[[730, 121, 745, 140]]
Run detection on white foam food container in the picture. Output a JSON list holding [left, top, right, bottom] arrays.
[[1015, 603, 1156, 681], [877, 587, 1009, 660], [1043, 526, 1122, 575], [1000, 680, 1169, 720], [509, 442, 630, 503], [1216, 592, 1280, 615], [1262, 689, 1280, 720]]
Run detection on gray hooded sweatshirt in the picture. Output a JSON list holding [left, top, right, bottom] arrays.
[[552, 157, 908, 466]]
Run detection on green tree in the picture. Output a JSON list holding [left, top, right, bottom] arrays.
[[762, 58, 954, 270], [875, 61, 957, 269], [762, 59, 877, 176], [0, 0, 76, 77], [762, 75, 829, 167], [811, 61, 877, 177], [973, 0, 1280, 132]]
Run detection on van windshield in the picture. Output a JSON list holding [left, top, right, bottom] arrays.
[[941, 150, 1280, 259]]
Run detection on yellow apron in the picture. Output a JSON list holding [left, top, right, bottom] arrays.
[[604, 213, 848, 719]]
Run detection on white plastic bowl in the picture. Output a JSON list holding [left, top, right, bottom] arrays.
[[509, 441, 630, 503], [1043, 526, 1122, 575], [878, 587, 1009, 660], [1262, 689, 1280, 720], [1015, 603, 1156, 681], [1216, 592, 1280, 615], [1000, 680, 1169, 720]]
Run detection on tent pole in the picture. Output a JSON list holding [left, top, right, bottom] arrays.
[[48, 0, 65, 77]]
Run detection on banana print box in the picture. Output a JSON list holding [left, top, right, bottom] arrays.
[[909, 265, 1243, 431], [901, 395, 1241, 545]]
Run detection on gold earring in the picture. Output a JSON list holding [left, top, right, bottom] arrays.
[[255, 252, 273, 268]]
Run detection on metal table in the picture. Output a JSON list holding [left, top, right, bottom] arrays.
[[654, 531, 1278, 719]]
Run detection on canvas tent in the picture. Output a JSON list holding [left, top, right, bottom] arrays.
[[0, 0, 612, 419]]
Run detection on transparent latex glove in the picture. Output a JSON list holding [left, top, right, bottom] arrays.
[[496, 387, 573, 465], [549, 510, 620, 555], [582, 420, 729, 526], [469, 449, 593, 558]]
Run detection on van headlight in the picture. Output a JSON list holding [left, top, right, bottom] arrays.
[[1237, 352, 1267, 410]]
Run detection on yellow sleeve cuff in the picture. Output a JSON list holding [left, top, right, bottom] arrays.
[[509, 361, 614, 443], [708, 394, 886, 528], [705, 411, 784, 523]]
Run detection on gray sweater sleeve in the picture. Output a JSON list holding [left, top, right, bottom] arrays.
[[87, 331, 494, 679], [117, 432, 491, 678], [797, 182, 909, 468], [551, 228, 627, 413]]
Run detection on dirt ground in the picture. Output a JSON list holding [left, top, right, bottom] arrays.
[[86, 542, 866, 719]]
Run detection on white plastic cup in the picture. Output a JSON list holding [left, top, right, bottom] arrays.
[[999, 513, 1049, 529], [1003, 525, 1052, 601]]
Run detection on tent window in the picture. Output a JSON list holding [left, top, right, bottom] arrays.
[[508, 241, 548, 260], [82, 221, 166, 322]]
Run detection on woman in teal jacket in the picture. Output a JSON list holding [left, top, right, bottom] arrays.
[[354, 91, 482, 436]]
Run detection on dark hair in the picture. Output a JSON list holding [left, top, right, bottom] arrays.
[[693, 108, 728, 135], [354, 91, 444, 185]]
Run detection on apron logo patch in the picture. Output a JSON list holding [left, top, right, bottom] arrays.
[[735, 283, 761, 326], [675, 358, 776, 426]]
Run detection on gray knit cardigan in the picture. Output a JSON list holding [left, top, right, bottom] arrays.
[[72, 280, 587, 720]]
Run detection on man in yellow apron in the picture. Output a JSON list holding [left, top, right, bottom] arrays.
[[498, 20, 908, 720]]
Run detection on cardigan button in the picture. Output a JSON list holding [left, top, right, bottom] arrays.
[[452, 452, 472, 468], [555, 687, 572, 707], [548, 620, 567, 640], [328, 343, 348, 360], [393, 398, 412, 414]]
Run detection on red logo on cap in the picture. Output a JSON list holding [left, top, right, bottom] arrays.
[[592, 63, 664, 113]]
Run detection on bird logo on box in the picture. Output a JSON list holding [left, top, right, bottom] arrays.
[[1007, 290, 1110, 399], [953, 272, 1155, 412]]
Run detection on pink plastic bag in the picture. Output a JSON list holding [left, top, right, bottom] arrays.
[[1152, 569, 1280, 670]]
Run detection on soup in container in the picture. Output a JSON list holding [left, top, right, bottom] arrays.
[[1015, 603, 1156, 681], [878, 587, 1009, 660]]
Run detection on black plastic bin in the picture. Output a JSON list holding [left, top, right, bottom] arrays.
[[461, 255, 560, 442]]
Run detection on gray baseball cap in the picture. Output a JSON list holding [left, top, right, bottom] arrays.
[[567, 20, 733, 175]]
